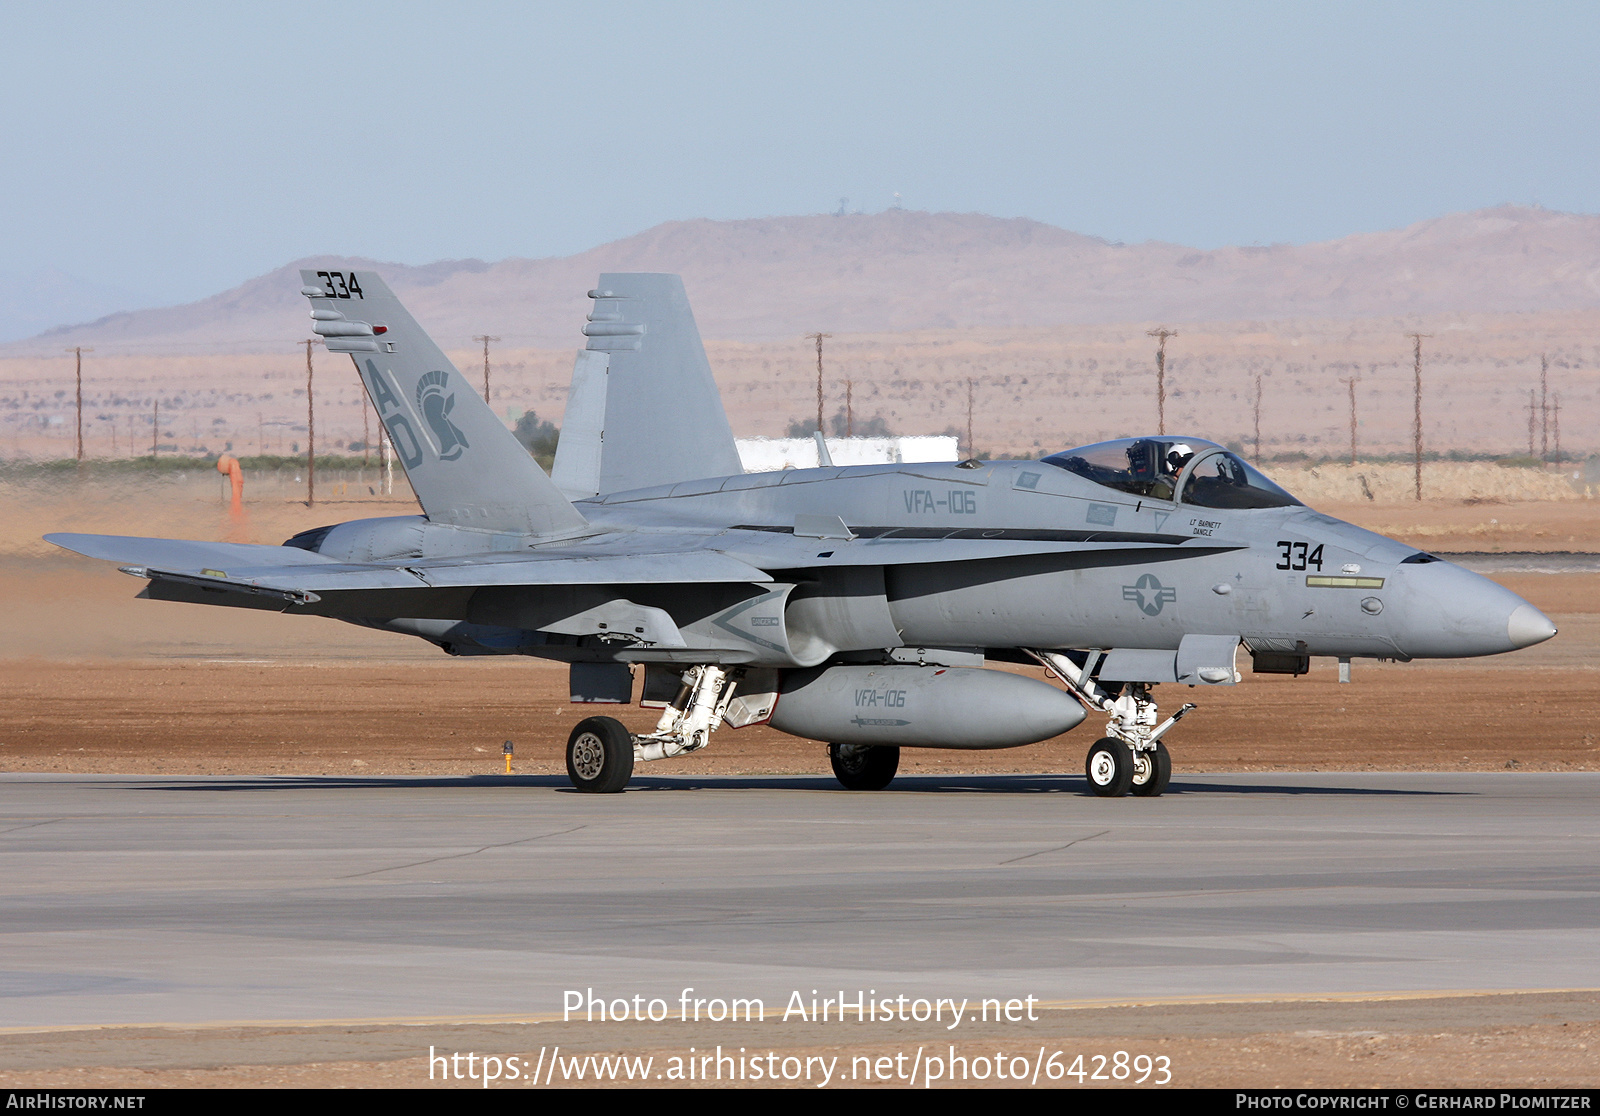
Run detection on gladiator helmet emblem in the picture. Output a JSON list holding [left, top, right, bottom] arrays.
[[416, 370, 469, 462]]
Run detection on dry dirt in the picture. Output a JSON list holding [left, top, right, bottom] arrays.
[[1, 487, 1596, 1089], [3, 993, 1598, 1089]]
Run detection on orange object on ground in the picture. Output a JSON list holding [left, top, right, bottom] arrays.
[[216, 455, 244, 514]]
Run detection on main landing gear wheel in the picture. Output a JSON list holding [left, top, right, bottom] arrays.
[[1085, 737, 1135, 798], [567, 716, 634, 793], [829, 743, 899, 790], [1130, 741, 1172, 798]]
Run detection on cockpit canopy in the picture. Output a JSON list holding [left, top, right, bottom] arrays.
[[1041, 437, 1301, 509]]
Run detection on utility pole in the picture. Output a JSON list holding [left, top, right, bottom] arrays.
[[66, 347, 92, 462], [1339, 373, 1359, 465], [1147, 328, 1177, 435], [304, 338, 319, 507], [1405, 333, 1431, 501], [1539, 353, 1549, 462], [845, 380, 854, 438], [1552, 393, 1562, 466], [1527, 390, 1537, 457], [1252, 372, 1263, 464], [805, 332, 832, 433], [474, 335, 500, 403], [965, 378, 976, 460]]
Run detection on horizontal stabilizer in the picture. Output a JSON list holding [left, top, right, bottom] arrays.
[[47, 533, 340, 571], [48, 532, 772, 595]]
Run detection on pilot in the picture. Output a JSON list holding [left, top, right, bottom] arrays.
[[1148, 442, 1194, 501]]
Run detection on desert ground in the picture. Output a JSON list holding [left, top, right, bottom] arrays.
[[0, 475, 1595, 1088]]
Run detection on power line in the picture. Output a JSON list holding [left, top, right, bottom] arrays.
[[66, 346, 93, 463], [1527, 389, 1537, 457], [474, 335, 501, 403], [1146, 328, 1177, 435], [1252, 372, 1263, 464], [1552, 392, 1562, 467], [1338, 372, 1359, 466], [966, 378, 976, 460], [805, 332, 832, 434], [303, 338, 321, 507], [1539, 353, 1549, 462], [1405, 332, 1432, 501]]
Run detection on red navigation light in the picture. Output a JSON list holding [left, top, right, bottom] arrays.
[[372, 324, 388, 334]]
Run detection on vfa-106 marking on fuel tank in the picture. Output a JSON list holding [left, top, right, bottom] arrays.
[[49, 271, 1557, 799]]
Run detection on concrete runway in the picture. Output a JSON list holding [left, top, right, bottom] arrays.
[[1, 771, 1597, 1031]]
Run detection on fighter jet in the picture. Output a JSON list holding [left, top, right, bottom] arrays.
[[47, 271, 1558, 796]]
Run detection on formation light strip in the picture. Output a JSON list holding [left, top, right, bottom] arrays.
[[1306, 575, 1386, 589]]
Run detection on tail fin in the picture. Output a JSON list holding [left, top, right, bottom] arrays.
[[301, 269, 586, 537], [551, 274, 742, 499]]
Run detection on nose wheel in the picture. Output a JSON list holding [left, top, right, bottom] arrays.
[[1130, 741, 1171, 797], [1085, 738, 1134, 797]]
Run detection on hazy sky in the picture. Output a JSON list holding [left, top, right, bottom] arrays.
[[4, 0, 1598, 311]]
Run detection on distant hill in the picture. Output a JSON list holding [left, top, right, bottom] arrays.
[[0, 269, 147, 345], [9, 205, 1600, 354]]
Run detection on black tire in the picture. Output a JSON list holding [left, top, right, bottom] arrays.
[[566, 716, 634, 793], [829, 743, 899, 790], [1130, 741, 1172, 797], [1085, 737, 1134, 798]]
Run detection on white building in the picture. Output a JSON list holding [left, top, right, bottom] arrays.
[[735, 435, 959, 473]]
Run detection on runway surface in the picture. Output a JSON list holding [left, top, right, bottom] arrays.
[[1, 771, 1596, 1031]]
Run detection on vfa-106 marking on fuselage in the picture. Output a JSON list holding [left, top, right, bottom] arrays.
[[904, 489, 978, 514], [48, 270, 1558, 797]]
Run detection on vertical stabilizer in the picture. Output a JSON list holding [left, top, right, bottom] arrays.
[[555, 274, 743, 496], [300, 269, 587, 537], [551, 349, 609, 500]]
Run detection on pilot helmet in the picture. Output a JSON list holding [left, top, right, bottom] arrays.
[[1165, 442, 1195, 473]]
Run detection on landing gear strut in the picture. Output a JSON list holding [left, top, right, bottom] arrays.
[[565, 664, 741, 793], [1028, 650, 1194, 798]]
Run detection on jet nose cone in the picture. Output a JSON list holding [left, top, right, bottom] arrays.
[[1507, 603, 1557, 649]]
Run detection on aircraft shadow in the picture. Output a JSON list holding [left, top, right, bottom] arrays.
[[121, 773, 1466, 797]]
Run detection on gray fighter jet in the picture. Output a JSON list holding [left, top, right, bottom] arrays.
[[48, 271, 1558, 796]]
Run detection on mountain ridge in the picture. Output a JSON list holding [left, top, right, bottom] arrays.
[[9, 205, 1598, 355]]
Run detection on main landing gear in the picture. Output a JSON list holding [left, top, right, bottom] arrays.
[[829, 743, 900, 790], [565, 665, 740, 793], [1028, 650, 1193, 799]]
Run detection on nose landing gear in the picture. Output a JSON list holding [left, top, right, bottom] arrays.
[[1130, 740, 1172, 797], [1029, 649, 1193, 798]]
